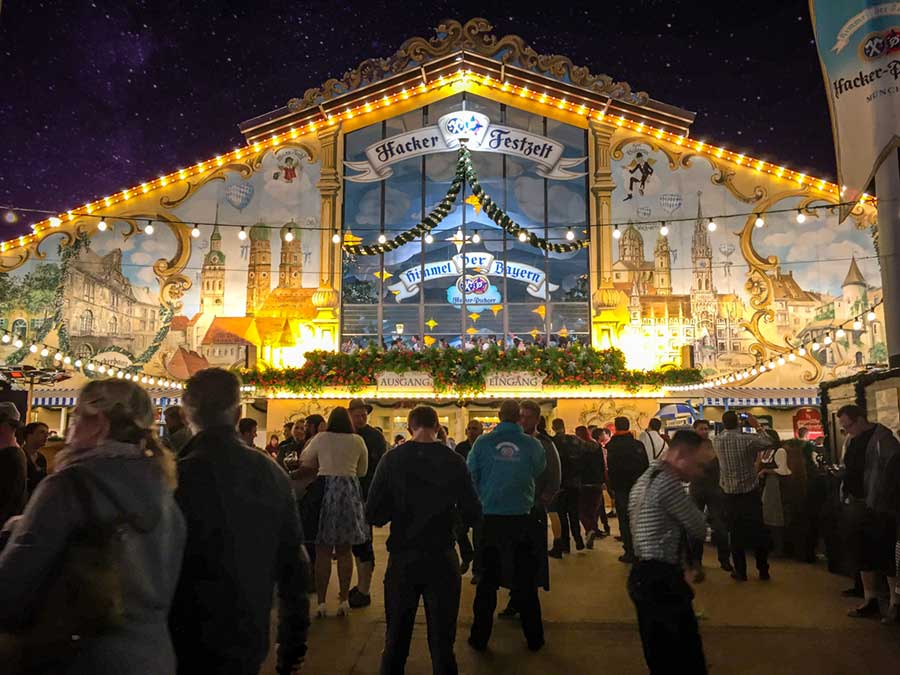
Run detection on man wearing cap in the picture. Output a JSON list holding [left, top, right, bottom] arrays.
[[0, 402, 26, 528], [348, 398, 387, 608]]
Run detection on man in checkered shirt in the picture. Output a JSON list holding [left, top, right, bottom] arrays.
[[713, 411, 771, 581], [627, 429, 712, 674]]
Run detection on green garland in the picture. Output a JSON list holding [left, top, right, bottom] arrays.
[[342, 146, 589, 256], [240, 344, 701, 395]]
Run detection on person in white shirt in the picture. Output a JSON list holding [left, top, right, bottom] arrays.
[[638, 418, 669, 464]]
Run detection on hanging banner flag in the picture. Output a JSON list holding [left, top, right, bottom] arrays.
[[809, 0, 900, 218], [386, 251, 558, 301], [345, 110, 586, 182]]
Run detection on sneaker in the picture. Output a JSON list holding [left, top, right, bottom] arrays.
[[848, 599, 881, 618], [586, 531, 596, 550], [574, 540, 585, 552], [348, 587, 371, 608], [548, 547, 564, 559], [337, 600, 350, 617], [316, 603, 327, 618]]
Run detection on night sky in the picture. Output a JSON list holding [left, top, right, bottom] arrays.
[[0, 0, 833, 237]]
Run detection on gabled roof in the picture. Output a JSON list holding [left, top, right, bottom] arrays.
[[165, 346, 209, 380], [239, 17, 695, 143], [201, 317, 261, 346]]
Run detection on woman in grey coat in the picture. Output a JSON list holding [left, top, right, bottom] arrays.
[[0, 379, 186, 673]]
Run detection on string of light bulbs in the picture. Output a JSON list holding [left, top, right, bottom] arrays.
[[667, 298, 885, 392], [0, 330, 183, 391], [0, 198, 878, 253]]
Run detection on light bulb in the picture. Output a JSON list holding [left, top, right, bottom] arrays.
[[116, 371, 124, 378], [149, 377, 156, 385], [28, 343, 37, 353], [284, 228, 294, 242], [145, 223, 154, 235], [125, 373, 132, 380], [97, 219, 108, 232], [707, 218, 717, 232], [40, 346, 49, 357], [140, 376, 148, 384], [98, 365, 107, 373], [777, 356, 786, 366], [332, 231, 341, 244], [836, 328, 846, 339], [754, 214, 765, 228], [0, 334, 9, 344], [613, 225, 621, 240], [767, 360, 775, 369], [853, 319, 863, 330], [63, 355, 72, 364], [812, 341, 820, 352], [49, 216, 61, 228], [191, 226, 200, 238], [867, 310, 877, 322], [518, 231, 528, 242], [759, 365, 766, 372], [87, 362, 95, 371], [796, 210, 806, 224], [824, 334, 833, 345], [472, 230, 482, 244], [798, 347, 807, 356], [377, 233, 387, 244], [424, 233, 434, 244], [788, 353, 796, 361], [238, 227, 247, 240], [74, 359, 83, 368], [13, 338, 23, 349], [659, 223, 669, 237], [565, 227, 575, 241], [54, 351, 62, 361]]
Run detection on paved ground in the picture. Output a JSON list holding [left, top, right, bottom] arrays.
[[263, 521, 900, 674]]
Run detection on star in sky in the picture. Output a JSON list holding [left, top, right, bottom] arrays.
[[446, 228, 470, 253]]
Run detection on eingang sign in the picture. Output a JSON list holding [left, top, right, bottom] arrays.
[[345, 111, 586, 182]]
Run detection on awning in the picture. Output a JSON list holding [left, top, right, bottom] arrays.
[[699, 386, 820, 408], [30, 388, 181, 408], [32, 395, 78, 407]]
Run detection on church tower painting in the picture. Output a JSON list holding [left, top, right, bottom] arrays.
[[690, 193, 717, 336], [278, 220, 303, 289], [246, 222, 272, 316], [653, 233, 672, 296], [199, 224, 226, 316]]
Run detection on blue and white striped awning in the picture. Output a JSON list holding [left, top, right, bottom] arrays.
[[31, 389, 180, 408], [32, 395, 77, 407], [700, 386, 819, 408]]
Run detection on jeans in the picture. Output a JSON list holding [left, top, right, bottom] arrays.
[[723, 490, 770, 577], [470, 515, 543, 648], [381, 549, 461, 675], [688, 484, 731, 567], [617, 487, 634, 557], [628, 560, 707, 674], [553, 487, 584, 550]]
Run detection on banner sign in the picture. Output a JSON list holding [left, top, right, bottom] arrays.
[[376, 371, 435, 391], [485, 371, 546, 391], [810, 1, 900, 215], [386, 252, 559, 301], [345, 111, 586, 182]]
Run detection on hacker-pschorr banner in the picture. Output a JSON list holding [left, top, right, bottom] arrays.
[[387, 252, 558, 301], [810, 0, 900, 216], [345, 110, 586, 182]]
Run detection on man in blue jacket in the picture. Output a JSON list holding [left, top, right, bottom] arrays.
[[467, 399, 547, 652]]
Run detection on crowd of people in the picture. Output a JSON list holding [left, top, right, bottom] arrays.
[[0, 371, 898, 674], [340, 332, 587, 354]]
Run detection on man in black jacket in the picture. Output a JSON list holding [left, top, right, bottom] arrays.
[[606, 416, 650, 563], [366, 405, 482, 674], [171, 368, 310, 675], [549, 418, 587, 556]]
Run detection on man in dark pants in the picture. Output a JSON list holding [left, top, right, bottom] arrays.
[[454, 419, 484, 574], [628, 430, 711, 674], [548, 418, 586, 556], [468, 400, 547, 651], [366, 405, 481, 675], [348, 398, 387, 607], [171, 368, 309, 675], [688, 419, 732, 576], [606, 416, 649, 564], [714, 411, 771, 581]]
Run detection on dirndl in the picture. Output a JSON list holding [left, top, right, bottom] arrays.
[[316, 475, 368, 547]]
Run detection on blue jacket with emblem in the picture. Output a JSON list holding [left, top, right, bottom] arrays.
[[467, 421, 547, 516]]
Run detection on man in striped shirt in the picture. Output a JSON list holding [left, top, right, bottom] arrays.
[[627, 429, 712, 675]]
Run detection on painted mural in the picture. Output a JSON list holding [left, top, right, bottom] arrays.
[[609, 139, 884, 378], [0, 148, 322, 379]]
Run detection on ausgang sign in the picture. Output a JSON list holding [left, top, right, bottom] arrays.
[[376, 371, 436, 391], [485, 371, 546, 391], [345, 111, 586, 182]]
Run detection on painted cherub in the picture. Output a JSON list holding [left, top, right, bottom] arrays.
[[273, 155, 299, 183]]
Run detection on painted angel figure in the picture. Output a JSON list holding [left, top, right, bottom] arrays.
[[623, 152, 655, 201], [273, 155, 299, 183]]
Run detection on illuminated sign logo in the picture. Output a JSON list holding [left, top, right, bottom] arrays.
[[457, 274, 490, 296]]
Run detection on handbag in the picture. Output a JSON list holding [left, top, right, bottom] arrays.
[[0, 467, 133, 674]]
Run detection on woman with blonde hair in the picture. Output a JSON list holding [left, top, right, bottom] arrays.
[[0, 378, 186, 673], [297, 406, 368, 617]]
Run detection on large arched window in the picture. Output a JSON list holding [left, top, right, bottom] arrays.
[[108, 316, 118, 335], [10, 318, 26, 338], [80, 310, 94, 335]]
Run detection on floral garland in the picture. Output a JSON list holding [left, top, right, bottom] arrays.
[[240, 344, 701, 395]]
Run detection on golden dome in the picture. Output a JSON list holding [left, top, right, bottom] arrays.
[[312, 285, 340, 309], [592, 287, 625, 310]]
